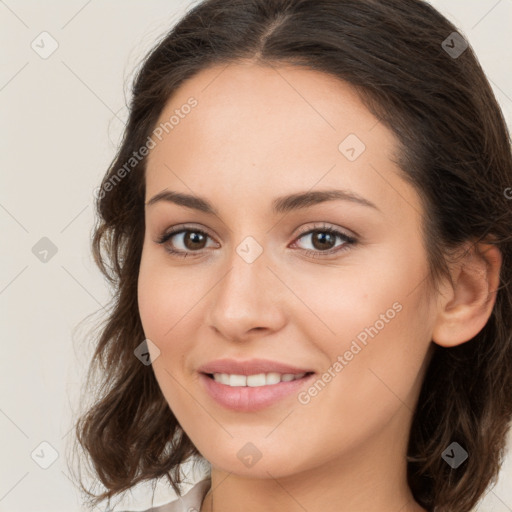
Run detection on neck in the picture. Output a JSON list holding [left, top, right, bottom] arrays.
[[199, 409, 427, 512]]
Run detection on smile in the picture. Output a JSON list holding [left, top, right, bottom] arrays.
[[199, 372, 316, 412]]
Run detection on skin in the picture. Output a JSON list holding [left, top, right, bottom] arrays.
[[137, 60, 502, 512]]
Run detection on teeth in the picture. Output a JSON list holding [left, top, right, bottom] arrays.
[[212, 372, 308, 387]]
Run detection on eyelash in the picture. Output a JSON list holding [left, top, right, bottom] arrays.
[[155, 223, 357, 259]]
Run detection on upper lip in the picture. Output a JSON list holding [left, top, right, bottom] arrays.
[[198, 358, 315, 376]]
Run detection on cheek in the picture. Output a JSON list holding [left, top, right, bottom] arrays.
[[136, 249, 214, 397], [328, 303, 432, 433], [137, 259, 168, 339], [137, 254, 195, 409], [301, 242, 433, 405], [286, 246, 423, 346], [137, 248, 202, 341]]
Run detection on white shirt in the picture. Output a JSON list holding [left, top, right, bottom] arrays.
[[108, 456, 212, 512], [119, 477, 211, 512]]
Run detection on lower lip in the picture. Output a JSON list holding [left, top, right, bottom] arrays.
[[199, 372, 316, 412]]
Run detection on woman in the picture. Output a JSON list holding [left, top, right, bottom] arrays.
[[72, 1, 512, 511]]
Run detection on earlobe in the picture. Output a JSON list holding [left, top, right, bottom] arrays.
[[431, 241, 502, 348]]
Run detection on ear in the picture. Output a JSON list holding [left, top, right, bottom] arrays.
[[432, 240, 502, 348]]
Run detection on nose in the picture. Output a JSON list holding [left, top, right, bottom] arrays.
[[205, 243, 288, 342]]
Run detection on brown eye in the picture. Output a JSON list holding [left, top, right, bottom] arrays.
[[310, 231, 337, 251], [156, 228, 216, 257], [182, 231, 208, 250], [292, 226, 357, 258]]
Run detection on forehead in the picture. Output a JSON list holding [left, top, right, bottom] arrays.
[[144, 61, 420, 224], [149, 61, 384, 155]]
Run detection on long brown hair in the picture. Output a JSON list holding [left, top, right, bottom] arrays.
[[70, 1, 512, 510]]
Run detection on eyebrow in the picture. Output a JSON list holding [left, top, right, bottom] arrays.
[[145, 188, 380, 215]]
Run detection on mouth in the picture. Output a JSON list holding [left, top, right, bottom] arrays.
[[199, 371, 317, 412], [202, 371, 315, 387]]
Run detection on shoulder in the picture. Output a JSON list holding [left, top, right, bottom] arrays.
[[117, 476, 211, 512]]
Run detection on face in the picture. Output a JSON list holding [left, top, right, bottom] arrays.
[[138, 61, 437, 479]]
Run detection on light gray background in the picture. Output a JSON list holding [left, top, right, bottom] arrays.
[[1, 1, 511, 511]]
